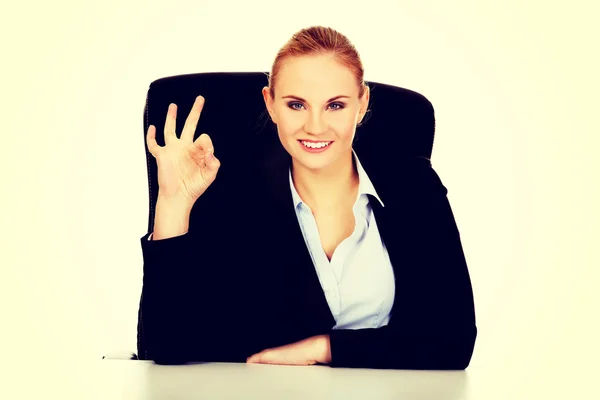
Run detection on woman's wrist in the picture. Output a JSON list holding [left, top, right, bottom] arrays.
[[313, 334, 332, 364], [152, 194, 195, 240], [157, 190, 197, 208]]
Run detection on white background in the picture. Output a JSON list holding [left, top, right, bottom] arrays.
[[2, 0, 598, 398]]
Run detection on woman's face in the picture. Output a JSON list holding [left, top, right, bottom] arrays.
[[262, 54, 369, 173]]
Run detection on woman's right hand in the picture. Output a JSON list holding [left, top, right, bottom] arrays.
[[146, 95, 221, 205]]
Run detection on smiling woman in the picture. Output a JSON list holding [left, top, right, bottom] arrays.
[[139, 25, 477, 370]]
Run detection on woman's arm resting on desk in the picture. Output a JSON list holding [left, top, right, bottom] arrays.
[[328, 163, 477, 370], [328, 324, 477, 370]]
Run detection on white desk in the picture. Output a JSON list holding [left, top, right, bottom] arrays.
[[93, 360, 468, 399], [12, 359, 596, 399]]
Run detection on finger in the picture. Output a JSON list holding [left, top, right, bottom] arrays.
[[163, 103, 177, 144], [205, 149, 220, 171], [181, 95, 204, 142], [246, 353, 261, 363], [194, 132, 214, 153], [146, 125, 160, 156], [248, 350, 275, 364], [254, 351, 280, 365], [194, 133, 219, 168]]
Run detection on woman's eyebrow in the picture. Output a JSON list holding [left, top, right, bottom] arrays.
[[281, 95, 350, 102]]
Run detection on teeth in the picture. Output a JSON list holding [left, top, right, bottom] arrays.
[[301, 141, 331, 149]]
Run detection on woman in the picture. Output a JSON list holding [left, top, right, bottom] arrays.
[[140, 26, 477, 369]]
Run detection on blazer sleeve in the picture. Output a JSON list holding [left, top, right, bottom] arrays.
[[138, 206, 259, 365], [328, 162, 477, 370]]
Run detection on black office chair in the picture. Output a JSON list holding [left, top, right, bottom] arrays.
[[102, 71, 437, 360]]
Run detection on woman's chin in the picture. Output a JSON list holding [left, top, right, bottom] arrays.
[[294, 154, 337, 172]]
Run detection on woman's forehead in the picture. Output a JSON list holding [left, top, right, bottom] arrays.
[[277, 57, 357, 95], [280, 55, 351, 77]]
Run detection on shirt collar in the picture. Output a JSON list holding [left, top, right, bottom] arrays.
[[288, 148, 385, 210]]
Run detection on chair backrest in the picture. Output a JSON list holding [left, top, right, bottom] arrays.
[[137, 71, 436, 359], [142, 72, 436, 231]]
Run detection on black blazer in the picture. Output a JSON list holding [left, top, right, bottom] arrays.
[[138, 146, 477, 370]]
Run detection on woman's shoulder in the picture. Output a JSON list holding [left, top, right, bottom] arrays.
[[404, 156, 444, 189], [378, 156, 448, 204]]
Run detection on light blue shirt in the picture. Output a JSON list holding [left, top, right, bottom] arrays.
[[289, 149, 396, 330]]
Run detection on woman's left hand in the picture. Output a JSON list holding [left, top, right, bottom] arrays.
[[246, 334, 331, 366]]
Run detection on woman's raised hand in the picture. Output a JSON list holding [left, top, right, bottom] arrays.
[[146, 95, 221, 205]]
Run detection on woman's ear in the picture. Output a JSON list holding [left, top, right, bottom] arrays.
[[262, 86, 277, 124], [358, 85, 370, 124]]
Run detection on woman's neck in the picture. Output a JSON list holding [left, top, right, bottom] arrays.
[[291, 151, 359, 212]]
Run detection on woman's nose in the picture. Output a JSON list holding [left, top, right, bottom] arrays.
[[304, 113, 328, 135]]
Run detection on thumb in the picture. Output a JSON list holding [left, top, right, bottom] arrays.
[[206, 150, 220, 169]]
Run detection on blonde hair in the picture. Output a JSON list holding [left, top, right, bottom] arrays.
[[266, 26, 369, 126]]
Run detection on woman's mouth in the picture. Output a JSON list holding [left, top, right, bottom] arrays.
[[298, 140, 333, 153]]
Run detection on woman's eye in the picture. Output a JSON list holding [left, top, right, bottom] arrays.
[[288, 102, 345, 110]]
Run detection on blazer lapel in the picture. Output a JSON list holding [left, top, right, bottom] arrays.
[[359, 154, 434, 323], [350, 146, 403, 295], [258, 146, 337, 339]]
